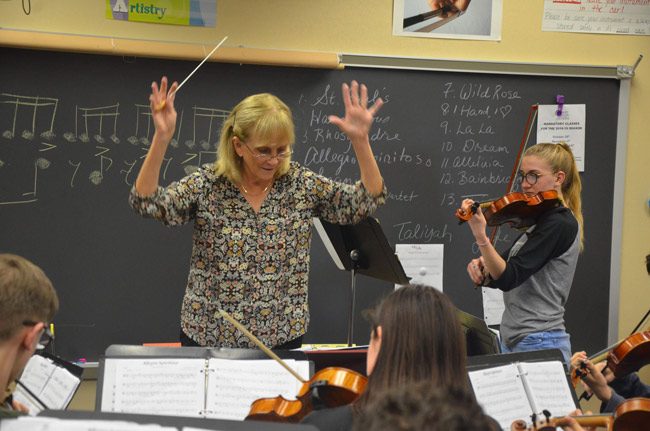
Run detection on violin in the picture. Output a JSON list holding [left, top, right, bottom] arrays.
[[246, 367, 367, 422], [218, 309, 366, 423], [455, 190, 562, 229], [573, 331, 650, 386], [512, 398, 650, 431], [605, 331, 650, 378]]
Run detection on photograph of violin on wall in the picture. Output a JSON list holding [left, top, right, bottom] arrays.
[[393, 0, 502, 41]]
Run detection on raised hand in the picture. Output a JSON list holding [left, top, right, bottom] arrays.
[[149, 76, 178, 141], [328, 81, 383, 145]]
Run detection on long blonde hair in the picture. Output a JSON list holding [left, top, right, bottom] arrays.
[[525, 142, 584, 249], [215, 93, 295, 184]]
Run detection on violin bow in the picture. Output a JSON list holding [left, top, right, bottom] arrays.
[[217, 309, 307, 384], [487, 105, 539, 244], [629, 307, 650, 335], [586, 307, 650, 363], [155, 36, 228, 111]]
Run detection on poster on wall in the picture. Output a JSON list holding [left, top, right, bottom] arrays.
[[542, 0, 650, 35], [106, 0, 216, 27], [393, 0, 502, 40]]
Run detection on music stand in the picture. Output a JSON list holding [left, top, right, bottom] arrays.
[[456, 309, 501, 356], [313, 217, 409, 346]]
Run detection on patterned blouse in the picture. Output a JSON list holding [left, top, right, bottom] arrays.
[[129, 161, 386, 348]]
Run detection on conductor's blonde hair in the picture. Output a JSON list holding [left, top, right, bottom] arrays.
[[216, 93, 295, 184]]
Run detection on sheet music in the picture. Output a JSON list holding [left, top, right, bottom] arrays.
[[468, 364, 533, 431], [518, 361, 576, 417], [14, 354, 80, 412], [18, 355, 52, 394], [40, 366, 81, 409], [0, 416, 176, 430], [101, 358, 205, 417], [205, 358, 310, 420], [12, 384, 45, 416]]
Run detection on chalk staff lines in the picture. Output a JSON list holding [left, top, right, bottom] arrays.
[[1, 93, 58, 141], [1, 97, 232, 202]]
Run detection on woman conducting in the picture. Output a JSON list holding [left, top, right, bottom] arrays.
[[460, 143, 584, 365], [129, 77, 386, 349]]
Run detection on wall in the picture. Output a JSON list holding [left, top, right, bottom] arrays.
[[1, 0, 648, 362]]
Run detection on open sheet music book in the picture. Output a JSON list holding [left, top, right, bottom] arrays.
[[0, 416, 177, 431], [100, 357, 310, 420], [468, 360, 576, 431], [13, 353, 82, 415]]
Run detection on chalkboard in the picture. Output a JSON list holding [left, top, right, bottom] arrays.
[[0, 47, 621, 361]]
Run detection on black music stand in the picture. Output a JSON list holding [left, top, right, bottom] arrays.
[[313, 217, 409, 346], [456, 309, 501, 356]]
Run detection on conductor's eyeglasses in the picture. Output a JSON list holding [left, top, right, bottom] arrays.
[[516, 171, 544, 185], [243, 141, 292, 161], [22, 321, 54, 349]]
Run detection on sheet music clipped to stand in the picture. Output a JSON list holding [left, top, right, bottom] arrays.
[[100, 356, 310, 421]]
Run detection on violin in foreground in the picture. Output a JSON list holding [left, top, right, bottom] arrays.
[[511, 397, 650, 431], [246, 366, 366, 422], [218, 309, 367, 423], [455, 190, 561, 229], [573, 330, 650, 388]]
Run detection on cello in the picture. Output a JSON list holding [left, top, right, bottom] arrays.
[[218, 309, 367, 423]]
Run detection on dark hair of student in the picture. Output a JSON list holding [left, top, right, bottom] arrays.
[[353, 381, 498, 431], [355, 284, 468, 410]]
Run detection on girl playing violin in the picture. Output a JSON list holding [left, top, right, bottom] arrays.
[[461, 143, 584, 366], [301, 284, 490, 430]]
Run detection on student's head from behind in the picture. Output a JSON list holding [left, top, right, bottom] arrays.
[[216, 93, 295, 185], [353, 381, 498, 431], [362, 284, 467, 400], [0, 254, 58, 385]]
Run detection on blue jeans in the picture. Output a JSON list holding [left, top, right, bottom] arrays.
[[500, 330, 571, 369]]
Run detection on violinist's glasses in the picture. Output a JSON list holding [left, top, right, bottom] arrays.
[[516, 171, 544, 185], [242, 141, 292, 162], [22, 321, 54, 349]]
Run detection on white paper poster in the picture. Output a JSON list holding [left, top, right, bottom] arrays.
[[543, 0, 650, 35], [482, 286, 505, 326], [395, 244, 444, 291], [537, 104, 586, 171]]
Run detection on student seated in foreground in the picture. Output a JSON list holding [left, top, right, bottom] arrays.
[[0, 254, 59, 417], [353, 381, 498, 431], [302, 284, 487, 430], [571, 350, 650, 413]]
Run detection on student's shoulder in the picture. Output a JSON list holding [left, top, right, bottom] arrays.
[[301, 405, 353, 430], [539, 206, 578, 232]]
